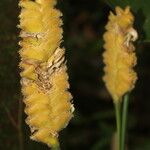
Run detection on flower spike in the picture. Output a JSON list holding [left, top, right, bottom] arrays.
[[18, 0, 74, 147], [103, 6, 138, 102]]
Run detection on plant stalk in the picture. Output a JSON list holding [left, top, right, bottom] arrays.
[[51, 144, 60, 150], [114, 101, 122, 150], [121, 94, 129, 150]]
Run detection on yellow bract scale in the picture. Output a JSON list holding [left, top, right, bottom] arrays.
[[42, 9, 62, 21], [24, 93, 49, 105], [39, 39, 62, 55], [19, 1, 40, 10], [51, 98, 71, 115], [20, 10, 41, 20], [103, 6, 138, 102], [21, 65, 37, 80], [25, 105, 50, 116], [50, 69, 70, 90], [22, 83, 38, 96], [52, 112, 72, 131], [20, 38, 41, 47], [24, 99, 49, 113], [20, 19, 43, 33], [50, 93, 72, 108], [53, 103, 71, 115], [30, 129, 58, 147], [20, 48, 49, 61], [36, 0, 56, 6], [26, 114, 50, 128]]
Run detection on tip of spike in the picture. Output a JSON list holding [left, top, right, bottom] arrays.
[[115, 6, 131, 16], [48, 137, 60, 147]]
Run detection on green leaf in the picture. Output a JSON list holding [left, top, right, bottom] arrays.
[[105, 0, 150, 40]]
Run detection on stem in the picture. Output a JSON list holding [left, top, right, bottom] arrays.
[[114, 101, 122, 150], [121, 94, 129, 150], [51, 144, 61, 150]]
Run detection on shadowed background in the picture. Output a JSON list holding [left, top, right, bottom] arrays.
[[0, 0, 150, 149]]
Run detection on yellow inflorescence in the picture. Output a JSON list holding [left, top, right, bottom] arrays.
[[18, 0, 74, 147], [103, 6, 138, 102]]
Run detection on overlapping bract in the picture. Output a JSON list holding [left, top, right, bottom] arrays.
[[19, 0, 74, 147], [103, 6, 138, 102]]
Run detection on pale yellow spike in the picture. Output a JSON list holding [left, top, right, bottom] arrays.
[[19, 0, 74, 147], [103, 6, 138, 102]]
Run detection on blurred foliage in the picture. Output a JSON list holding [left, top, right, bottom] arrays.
[[0, 0, 150, 150]]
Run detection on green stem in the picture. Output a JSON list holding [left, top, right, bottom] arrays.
[[121, 94, 129, 150], [51, 144, 60, 150], [114, 101, 122, 150]]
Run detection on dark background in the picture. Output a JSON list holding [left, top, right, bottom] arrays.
[[0, 0, 150, 149]]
